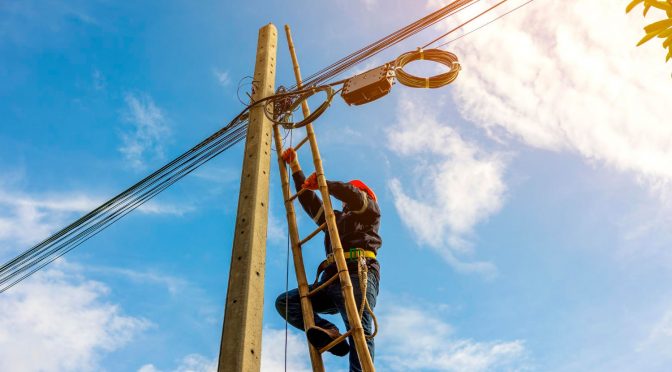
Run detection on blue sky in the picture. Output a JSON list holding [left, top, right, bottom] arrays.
[[2, 0, 672, 371]]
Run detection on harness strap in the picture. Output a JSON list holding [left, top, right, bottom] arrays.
[[312, 249, 376, 286], [351, 191, 369, 215], [310, 250, 379, 340]]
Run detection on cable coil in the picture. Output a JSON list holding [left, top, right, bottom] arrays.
[[394, 48, 461, 88]]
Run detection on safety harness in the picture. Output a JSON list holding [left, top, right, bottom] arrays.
[[312, 248, 379, 339]]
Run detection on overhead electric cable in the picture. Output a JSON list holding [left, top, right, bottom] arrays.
[[0, 118, 248, 292], [303, 0, 473, 85], [435, 0, 537, 49], [0, 87, 315, 293], [421, 0, 509, 49], [0, 0, 524, 292], [296, 0, 478, 88], [0, 124, 250, 293]]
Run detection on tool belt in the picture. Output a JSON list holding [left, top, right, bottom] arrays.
[[313, 248, 376, 285], [326, 248, 376, 265]]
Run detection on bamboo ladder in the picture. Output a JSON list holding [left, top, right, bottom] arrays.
[[271, 25, 376, 372]]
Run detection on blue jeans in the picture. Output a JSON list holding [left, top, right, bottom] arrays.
[[275, 268, 379, 372]]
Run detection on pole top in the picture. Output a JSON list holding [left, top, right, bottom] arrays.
[[261, 23, 277, 33]]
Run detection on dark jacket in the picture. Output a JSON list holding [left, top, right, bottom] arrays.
[[292, 170, 382, 278]]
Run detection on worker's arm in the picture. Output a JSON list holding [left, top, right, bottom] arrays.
[[302, 171, 370, 216], [325, 180, 369, 215], [283, 148, 326, 225]]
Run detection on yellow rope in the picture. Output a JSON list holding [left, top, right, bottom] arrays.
[[394, 48, 461, 88], [357, 257, 378, 339]]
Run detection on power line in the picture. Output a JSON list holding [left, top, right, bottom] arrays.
[[422, 0, 509, 49], [0, 87, 311, 293], [0, 0, 519, 292], [297, 0, 478, 88], [436, 0, 538, 49], [0, 117, 248, 292]]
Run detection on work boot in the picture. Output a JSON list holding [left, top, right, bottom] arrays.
[[306, 326, 349, 356]]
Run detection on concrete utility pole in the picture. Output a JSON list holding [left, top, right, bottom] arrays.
[[218, 23, 277, 372]]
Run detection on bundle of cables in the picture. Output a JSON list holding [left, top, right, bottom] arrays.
[[0, 87, 313, 293], [0, 110, 249, 293], [394, 48, 461, 88], [265, 85, 336, 129], [0, 0, 530, 292], [296, 0, 476, 88]]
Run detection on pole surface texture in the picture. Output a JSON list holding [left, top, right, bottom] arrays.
[[218, 23, 277, 372]]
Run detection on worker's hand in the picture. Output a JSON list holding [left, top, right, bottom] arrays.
[[302, 172, 319, 190], [281, 148, 296, 163], [282, 148, 301, 173]]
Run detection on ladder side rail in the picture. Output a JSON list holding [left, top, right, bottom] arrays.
[[285, 25, 376, 372], [307, 132, 374, 370], [272, 126, 325, 371]]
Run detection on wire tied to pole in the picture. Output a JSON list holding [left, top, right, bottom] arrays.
[[265, 85, 337, 129]]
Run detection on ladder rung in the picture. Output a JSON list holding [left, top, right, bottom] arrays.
[[307, 273, 339, 297], [286, 187, 307, 203], [299, 222, 327, 246], [319, 329, 352, 354], [294, 136, 310, 151]]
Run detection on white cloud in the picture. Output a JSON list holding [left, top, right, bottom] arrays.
[[137, 327, 310, 372], [361, 0, 378, 11], [138, 201, 195, 216], [261, 327, 311, 372], [377, 304, 527, 371], [637, 306, 672, 363], [120, 93, 171, 171], [614, 194, 672, 266], [173, 354, 217, 372], [0, 263, 150, 372], [0, 184, 192, 258], [213, 69, 231, 87], [192, 165, 239, 185], [350, 59, 385, 76], [0, 189, 99, 250], [85, 265, 220, 325], [267, 204, 287, 244], [439, 0, 672, 202], [138, 353, 216, 372], [89, 267, 189, 296], [138, 364, 161, 372], [209, 310, 524, 372], [568, 302, 672, 371], [387, 95, 506, 275]]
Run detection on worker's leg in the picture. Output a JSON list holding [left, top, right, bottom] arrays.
[[275, 281, 340, 331], [328, 271, 379, 372]]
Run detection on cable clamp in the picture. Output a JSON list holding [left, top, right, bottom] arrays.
[[417, 47, 425, 60]]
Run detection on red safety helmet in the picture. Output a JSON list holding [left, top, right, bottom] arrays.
[[349, 180, 377, 202]]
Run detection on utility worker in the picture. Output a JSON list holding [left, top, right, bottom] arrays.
[[275, 147, 381, 372]]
